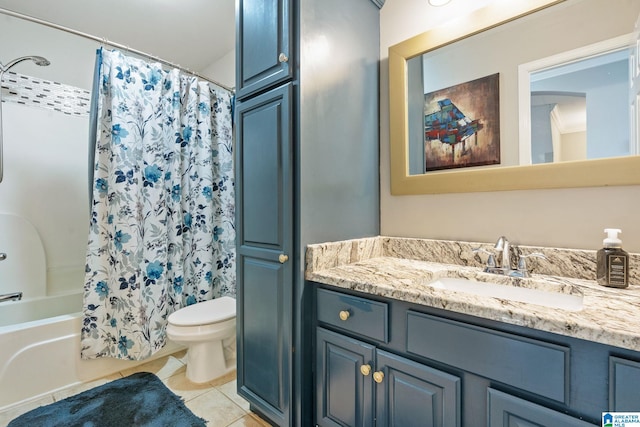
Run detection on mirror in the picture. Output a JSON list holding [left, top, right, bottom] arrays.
[[389, 0, 640, 194]]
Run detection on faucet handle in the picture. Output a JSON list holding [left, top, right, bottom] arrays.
[[516, 253, 547, 277], [472, 247, 497, 269]]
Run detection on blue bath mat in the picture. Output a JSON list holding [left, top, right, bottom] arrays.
[[8, 372, 206, 426]]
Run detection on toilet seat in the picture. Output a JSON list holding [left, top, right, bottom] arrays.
[[168, 296, 236, 326]]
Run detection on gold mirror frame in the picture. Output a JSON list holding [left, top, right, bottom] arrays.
[[389, 0, 640, 195]]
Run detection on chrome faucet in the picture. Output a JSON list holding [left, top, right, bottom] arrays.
[[475, 236, 548, 278], [494, 236, 511, 271], [0, 291, 23, 303]]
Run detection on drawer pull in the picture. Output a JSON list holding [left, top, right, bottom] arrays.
[[339, 310, 350, 321], [373, 371, 384, 384], [360, 364, 371, 376], [278, 53, 289, 63], [278, 253, 289, 263]]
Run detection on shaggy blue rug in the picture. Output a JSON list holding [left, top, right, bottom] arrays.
[[8, 372, 207, 426]]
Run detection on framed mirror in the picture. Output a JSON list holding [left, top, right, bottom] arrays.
[[389, 0, 640, 195]]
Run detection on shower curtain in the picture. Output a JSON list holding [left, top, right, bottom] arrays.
[[81, 48, 235, 360]]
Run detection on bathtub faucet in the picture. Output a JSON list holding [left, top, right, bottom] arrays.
[[0, 291, 22, 303]]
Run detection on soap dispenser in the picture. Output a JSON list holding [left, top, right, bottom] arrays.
[[596, 228, 629, 288]]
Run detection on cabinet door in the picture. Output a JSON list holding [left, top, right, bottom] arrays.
[[236, 0, 293, 99], [488, 389, 596, 427], [610, 356, 640, 412], [376, 350, 461, 427], [236, 84, 293, 426], [316, 328, 375, 427]]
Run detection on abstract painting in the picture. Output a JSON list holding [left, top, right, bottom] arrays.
[[424, 73, 500, 171]]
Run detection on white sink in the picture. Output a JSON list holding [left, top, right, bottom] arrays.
[[429, 277, 584, 311]]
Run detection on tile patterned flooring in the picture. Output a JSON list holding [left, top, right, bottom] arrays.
[[0, 350, 271, 426]]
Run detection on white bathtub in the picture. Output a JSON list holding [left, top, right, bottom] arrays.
[[0, 294, 181, 410]]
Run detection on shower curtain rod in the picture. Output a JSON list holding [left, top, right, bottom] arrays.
[[0, 7, 235, 93]]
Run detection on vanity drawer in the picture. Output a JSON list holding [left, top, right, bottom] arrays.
[[316, 288, 389, 343], [406, 311, 569, 403]]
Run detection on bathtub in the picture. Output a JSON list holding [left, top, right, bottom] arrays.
[[0, 294, 182, 410]]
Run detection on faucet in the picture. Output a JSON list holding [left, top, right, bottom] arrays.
[[474, 236, 514, 275], [0, 291, 23, 303], [475, 236, 548, 277], [494, 236, 511, 271]]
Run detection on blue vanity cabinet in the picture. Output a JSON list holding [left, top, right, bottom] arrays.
[[312, 284, 640, 426], [375, 349, 461, 427], [236, 0, 382, 425], [315, 329, 462, 427], [316, 328, 376, 427], [315, 289, 461, 427]]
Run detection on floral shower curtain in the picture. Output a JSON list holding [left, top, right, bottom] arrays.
[[81, 48, 235, 360]]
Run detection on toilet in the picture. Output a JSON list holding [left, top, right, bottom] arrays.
[[166, 296, 236, 383]]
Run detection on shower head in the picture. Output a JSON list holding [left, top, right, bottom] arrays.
[[31, 56, 51, 66], [0, 55, 51, 74]]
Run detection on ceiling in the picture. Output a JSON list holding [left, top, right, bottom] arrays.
[[0, 0, 235, 73]]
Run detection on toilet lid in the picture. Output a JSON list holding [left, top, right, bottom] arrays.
[[168, 296, 236, 326]]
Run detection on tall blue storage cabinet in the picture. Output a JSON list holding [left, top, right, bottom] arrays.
[[235, 0, 383, 425]]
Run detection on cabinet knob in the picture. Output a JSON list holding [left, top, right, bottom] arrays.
[[278, 53, 289, 63], [360, 364, 371, 376], [373, 371, 384, 384], [339, 310, 350, 321], [278, 254, 289, 264]]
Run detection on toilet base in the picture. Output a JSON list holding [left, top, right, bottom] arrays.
[[184, 337, 235, 383]]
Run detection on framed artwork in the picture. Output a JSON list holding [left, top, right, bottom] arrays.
[[424, 73, 500, 171]]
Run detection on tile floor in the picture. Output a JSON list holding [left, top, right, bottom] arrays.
[[0, 350, 272, 426]]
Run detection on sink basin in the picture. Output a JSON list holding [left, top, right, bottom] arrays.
[[429, 277, 584, 311]]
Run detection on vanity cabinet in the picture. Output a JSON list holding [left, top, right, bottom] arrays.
[[316, 328, 376, 427], [235, 0, 381, 425], [315, 289, 460, 427], [312, 285, 637, 426]]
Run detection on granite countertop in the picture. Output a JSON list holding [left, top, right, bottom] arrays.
[[305, 236, 640, 352]]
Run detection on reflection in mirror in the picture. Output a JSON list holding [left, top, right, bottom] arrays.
[[527, 42, 632, 164], [407, 14, 637, 175]]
